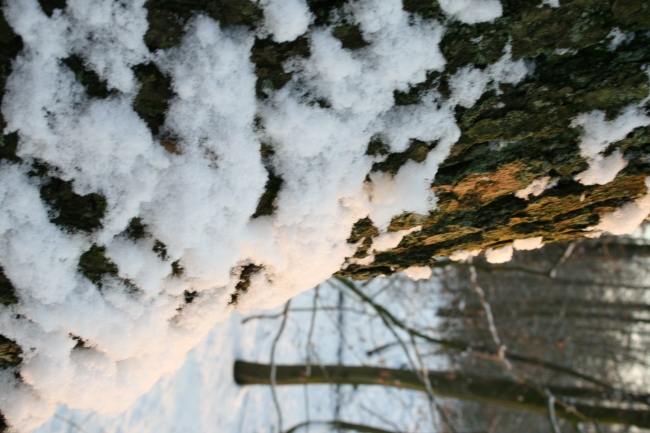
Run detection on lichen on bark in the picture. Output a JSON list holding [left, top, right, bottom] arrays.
[[1, 0, 647, 285], [338, 0, 650, 280]]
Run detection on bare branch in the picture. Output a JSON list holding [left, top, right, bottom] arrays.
[[270, 300, 291, 433], [234, 361, 650, 428], [284, 420, 400, 433]]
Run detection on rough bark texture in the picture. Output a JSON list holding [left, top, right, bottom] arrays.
[[4, 0, 645, 278], [0, 0, 649, 399], [337, 0, 650, 279], [132, 0, 650, 284]]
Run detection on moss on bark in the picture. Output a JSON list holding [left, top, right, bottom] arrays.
[[0, 335, 22, 369], [337, 0, 650, 279], [0, 267, 18, 306], [1, 0, 648, 283]]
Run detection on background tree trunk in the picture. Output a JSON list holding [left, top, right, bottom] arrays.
[[234, 361, 650, 428]]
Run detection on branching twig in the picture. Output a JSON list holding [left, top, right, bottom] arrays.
[[242, 306, 371, 324], [303, 286, 320, 433], [334, 277, 628, 397], [284, 419, 399, 433], [546, 389, 562, 433], [53, 414, 88, 433], [410, 334, 458, 433], [550, 241, 576, 278], [468, 262, 592, 428], [468, 265, 512, 371]]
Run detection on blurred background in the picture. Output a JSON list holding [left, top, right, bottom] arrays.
[[36, 227, 650, 433]]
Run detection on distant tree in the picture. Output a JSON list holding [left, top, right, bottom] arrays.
[[236, 236, 650, 433]]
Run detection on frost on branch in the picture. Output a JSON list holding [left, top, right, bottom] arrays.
[[0, 0, 649, 431]]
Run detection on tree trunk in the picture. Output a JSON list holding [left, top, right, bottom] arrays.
[[234, 361, 650, 428]]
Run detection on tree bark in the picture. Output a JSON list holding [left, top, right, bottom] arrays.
[[234, 360, 650, 428]]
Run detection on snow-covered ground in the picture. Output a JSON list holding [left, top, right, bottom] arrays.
[[34, 273, 450, 433]]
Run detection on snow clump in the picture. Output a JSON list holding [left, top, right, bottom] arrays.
[[403, 266, 433, 281], [573, 106, 650, 186], [588, 177, 650, 236], [485, 245, 514, 263], [437, 0, 503, 24], [513, 237, 544, 251], [0, 0, 534, 430], [515, 176, 558, 200]]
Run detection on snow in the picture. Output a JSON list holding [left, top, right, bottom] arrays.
[[346, 226, 422, 267], [513, 237, 544, 251], [0, 0, 569, 430], [607, 28, 635, 51], [34, 275, 451, 433], [573, 106, 650, 186], [515, 176, 558, 200], [588, 177, 650, 236], [539, 0, 560, 8], [449, 45, 528, 109], [370, 226, 422, 252], [485, 245, 513, 264], [403, 266, 433, 281], [259, 0, 312, 42], [437, 0, 503, 24], [449, 249, 482, 261]]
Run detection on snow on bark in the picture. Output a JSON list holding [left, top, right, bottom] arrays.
[[0, 0, 649, 431]]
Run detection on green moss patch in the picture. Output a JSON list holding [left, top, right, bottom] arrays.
[[365, 135, 390, 156], [0, 11, 23, 164], [132, 63, 174, 136], [0, 267, 18, 306], [393, 71, 447, 106], [372, 139, 437, 175], [0, 335, 22, 369], [62, 55, 113, 99], [331, 23, 369, 50], [40, 177, 107, 233], [251, 36, 310, 98], [37, 0, 66, 17], [307, 0, 348, 26], [229, 263, 262, 305], [171, 260, 185, 277], [402, 0, 441, 19], [78, 244, 119, 286], [0, 132, 20, 164], [123, 217, 148, 241], [252, 172, 284, 218], [183, 290, 198, 303], [69, 334, 92, 350], [143, 0, 263, 52], [152, 240, 169, 261], [253, 143, 284, 218], [347, 217, 379, 258]]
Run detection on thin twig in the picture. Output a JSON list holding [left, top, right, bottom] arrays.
[[546, 389, 562, 433], [303, 286, 320, 433], [271, 300, 291, 433], [241, 306, 372, 324], [53, 414, 88, 433], [335, 277, 623, 396], [411, 334, 458, 433], [359, 404, 404, 432], [468, 262, 593, 427], [550, 241, 576, 278], [468, 265, 512, 370], [284, 419, 399, 433]]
